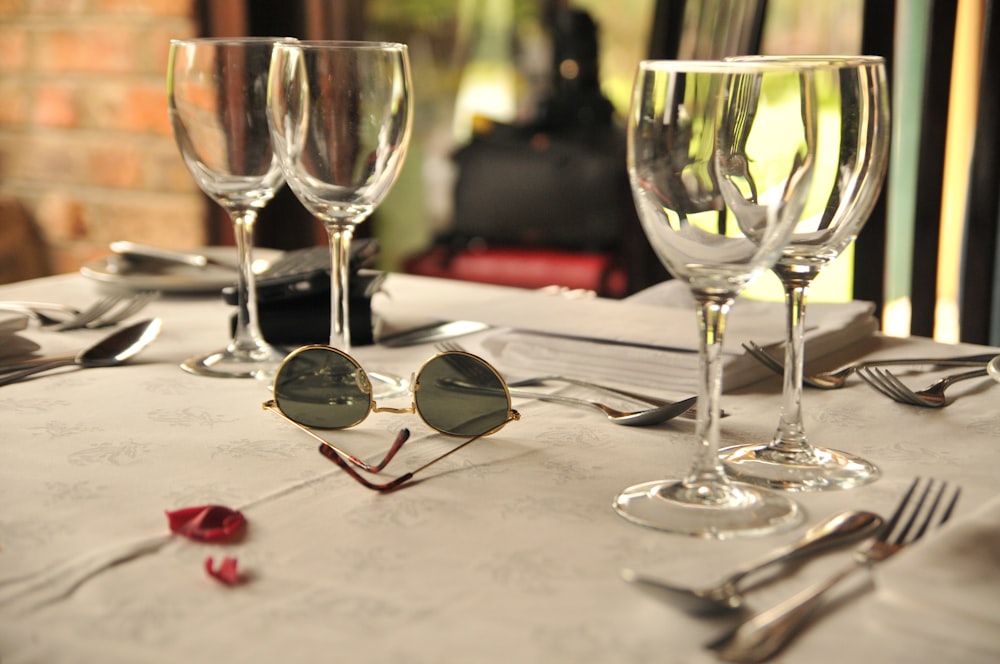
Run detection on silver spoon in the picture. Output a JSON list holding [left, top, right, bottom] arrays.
[[621, 510, 883, 615], [0, 318, 162, 386], [987, 355, 1000, 382], [506, 388, 698, 426]]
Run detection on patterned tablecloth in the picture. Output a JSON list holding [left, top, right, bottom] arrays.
[[1, 272, 998, 663]]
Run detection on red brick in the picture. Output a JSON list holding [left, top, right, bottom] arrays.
[[0, 27, 29, 72], [34, 26, 142, 75], [91, 0, 195, 18], [35, 192, 87, 241], [26, 0, 85, 14], [87, 142, 143, 189], [0, 0, 26, 18], [34, 83, 79, 128], [85, 194, 207, 246], [0, 82, 30, 124], [85, 80, 171, 134]]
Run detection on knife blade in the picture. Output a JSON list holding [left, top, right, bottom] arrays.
[[379, 320, 489, 347]]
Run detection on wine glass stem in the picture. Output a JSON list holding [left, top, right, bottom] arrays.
[[774, 278, 812, 453], [326, 224, 354, 350], [228, 208, 268, 352], [687, 298, 731, 487]]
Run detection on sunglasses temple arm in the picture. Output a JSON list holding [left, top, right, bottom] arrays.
[[317, 433, 414, 492], [318, 427, 495, 492], [264, 400, 405, 473]]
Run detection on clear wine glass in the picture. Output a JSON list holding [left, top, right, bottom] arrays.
[[718, 56, 891, 491], [613, 60, 818, 538], [168, 37, 288, 378], [267, 41, 412, 397]]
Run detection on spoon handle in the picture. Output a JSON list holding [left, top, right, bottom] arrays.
[[723, 511, 881, 587], [0, 354, 75, 374], [0, 358, 77, 386]]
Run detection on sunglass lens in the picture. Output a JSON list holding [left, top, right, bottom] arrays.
[[416, 353, 510, 436], [273, 347, 371, 429]]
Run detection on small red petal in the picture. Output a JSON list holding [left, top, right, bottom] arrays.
[[205, 556, 240, 585], [166, 505, 245, 542]]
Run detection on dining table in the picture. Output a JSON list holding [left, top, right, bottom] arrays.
[[1, 268, 998, 664]]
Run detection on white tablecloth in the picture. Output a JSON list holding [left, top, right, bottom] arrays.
[[1, 272, 998, 663]]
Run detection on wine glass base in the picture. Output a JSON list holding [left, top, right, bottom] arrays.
[[181, 346, 288, 379], [719, 443, 880, 492], [613, 479, 802, 539]]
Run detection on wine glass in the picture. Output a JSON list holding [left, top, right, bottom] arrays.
[[168, 37, 288, 378], [613, 60, 818, 538], [718, 56, 891, 491], [267, 41, 412, 397]]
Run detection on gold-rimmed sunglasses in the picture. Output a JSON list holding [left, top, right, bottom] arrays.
[[262, 345, 520, 491]]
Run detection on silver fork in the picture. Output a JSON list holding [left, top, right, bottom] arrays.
[[708, 477, 960, 663], [0, 298, 121, 329], [857, 365, 990, 407], [83, 291, 158, 328], [436, 341, 702, 419], [742, 341, 995, 390]]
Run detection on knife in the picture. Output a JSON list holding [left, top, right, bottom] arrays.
[[109, 241, 233, 269], [379, 320, 489, 347]]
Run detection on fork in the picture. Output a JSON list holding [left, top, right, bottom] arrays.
[[435, 341, 702, 419], [742, 341, 995, 389], [708, 477, 960, 663], [83, 291, 159, 328], [857, 365, 990, 407], [0, 293, 157, 331]]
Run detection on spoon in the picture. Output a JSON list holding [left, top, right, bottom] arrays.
[[987, 355, 1000, 382], [621, 510, 883, 615], [506, 388, 698, 426], [0, 318, 163, 386]]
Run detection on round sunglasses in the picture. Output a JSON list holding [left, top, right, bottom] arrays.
[[262, 345, 520, 490]]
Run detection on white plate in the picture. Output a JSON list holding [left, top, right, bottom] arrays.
[[80, 247, 283, 294]]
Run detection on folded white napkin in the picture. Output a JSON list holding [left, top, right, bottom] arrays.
[[0, 312, 40, 360], [472, 281, 876, 393], [870, 493, 1000, 658]]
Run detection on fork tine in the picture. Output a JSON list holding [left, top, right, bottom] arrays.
[[857, 367, 902, 402], [858, 367, 920, 405], [880, 370, 927, 406], [876, 477, 921, 543], [86, 291, 157, 328], [888, 478, 960, 547], [52, 295, 123, 331]]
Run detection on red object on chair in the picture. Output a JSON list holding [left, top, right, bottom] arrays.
[[404, 245, 628, 297]]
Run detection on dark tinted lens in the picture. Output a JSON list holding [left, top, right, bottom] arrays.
[[273, 347, 371, 429], [415, 353, 510, 436]]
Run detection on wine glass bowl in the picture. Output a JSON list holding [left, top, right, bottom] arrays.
[[168, 37, 288, 378], [718, 56, 891, 491], [267, 40, 412, 397], [614, 60, 817, 538]]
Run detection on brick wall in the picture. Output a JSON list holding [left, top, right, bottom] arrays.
[[0, 0, 206, 279]]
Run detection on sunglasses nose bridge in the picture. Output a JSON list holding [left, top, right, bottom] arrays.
[[372, 404, 416, 416]]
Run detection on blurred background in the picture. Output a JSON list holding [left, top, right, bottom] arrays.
[[0, 0, 996, 345]]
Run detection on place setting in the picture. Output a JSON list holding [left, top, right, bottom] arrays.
[[5, 27, 1000, 664]]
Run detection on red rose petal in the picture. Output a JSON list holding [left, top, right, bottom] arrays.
[[166, 505, 245, 542], [205, 556, 240, 586]]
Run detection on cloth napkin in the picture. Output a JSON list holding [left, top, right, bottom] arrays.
[[0, 311, 40, 360], [470, 280, 877, 393], [870, 493, 1000, 658]]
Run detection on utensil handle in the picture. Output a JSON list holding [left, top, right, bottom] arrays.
[[724, 511, 880, 587], [710, 561, 863, 663], [0, 355, 75, 374], [0, 359, 76, 386], [504, 388, 607, 412]]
